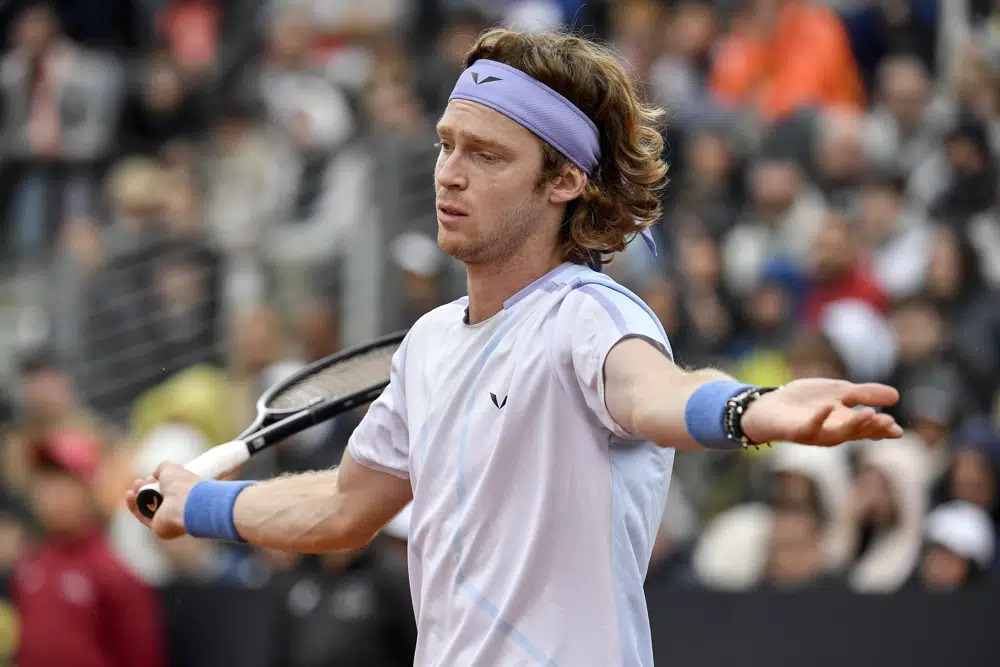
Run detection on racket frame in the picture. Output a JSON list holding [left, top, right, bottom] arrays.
[[244, 329, 405, 451], [135, 329, 406, 519]]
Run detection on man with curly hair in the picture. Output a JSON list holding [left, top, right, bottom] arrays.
[[129, 28, 903, 666]]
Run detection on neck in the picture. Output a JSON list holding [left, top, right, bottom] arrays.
[[465, 250, 563, 324]]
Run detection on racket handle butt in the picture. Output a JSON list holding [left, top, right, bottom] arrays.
[[136, 483, 164, 520]]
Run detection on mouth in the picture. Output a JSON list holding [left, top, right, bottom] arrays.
[[437, 203, 469, 225]]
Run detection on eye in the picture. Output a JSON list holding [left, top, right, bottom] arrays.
[[477, 152, 498, 162], [435, 140, 453, 153]]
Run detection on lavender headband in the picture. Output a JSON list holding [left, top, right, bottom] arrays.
[[449, 59, 657, 258]]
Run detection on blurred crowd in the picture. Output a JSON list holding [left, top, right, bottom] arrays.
[[2, 0, 1000, 665]]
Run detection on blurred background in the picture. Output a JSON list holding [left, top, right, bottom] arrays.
[[1, 0, 1000, 665]]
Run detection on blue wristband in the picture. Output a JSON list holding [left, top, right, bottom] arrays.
[[685, 381, 753, 450], [184, 480, 255, 542]]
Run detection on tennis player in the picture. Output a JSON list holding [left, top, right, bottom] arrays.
[[127, 28, 902, 666]]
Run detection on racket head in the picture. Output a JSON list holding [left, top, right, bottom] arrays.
[[256, 330, 406, 420]]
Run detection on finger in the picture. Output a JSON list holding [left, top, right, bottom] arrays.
[[130, 478, 153, 499], [858, 413, 899, 436], [851, 412, 886, 442], [125, 489, 150, 526], [826, 407, 877, 444], [867, 413, 904, 440], [855, 416, 888, 442], [845, 415, 878, 440], [839, 384, 900, 408], [792, 403, 836, 442], [830, 406, 874, 428]]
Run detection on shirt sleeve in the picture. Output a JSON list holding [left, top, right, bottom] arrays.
[[346, 334, 411, 479], [553, 284, 672, 439]]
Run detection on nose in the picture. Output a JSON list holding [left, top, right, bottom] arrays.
[[435, 150, 468, 192]]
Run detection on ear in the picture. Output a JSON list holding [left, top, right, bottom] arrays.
[[547, 165, 587, 205]]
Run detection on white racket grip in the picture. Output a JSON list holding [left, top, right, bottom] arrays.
[[136, 440, 251, 519], [184, 440, 252, 479]]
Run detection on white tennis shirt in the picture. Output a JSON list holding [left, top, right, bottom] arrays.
[[348, 262, 675, 667]]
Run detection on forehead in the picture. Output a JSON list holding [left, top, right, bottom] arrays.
[[437, 100, 538, 148]]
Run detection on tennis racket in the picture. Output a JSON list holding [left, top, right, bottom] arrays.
[[136, 330, 407, 519]]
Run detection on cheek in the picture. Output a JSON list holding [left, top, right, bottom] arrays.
[[476, 184, 527, 226], [33, 479, 88, 517], [32, 484, 67, 519]]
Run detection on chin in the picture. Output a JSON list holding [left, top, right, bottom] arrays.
[[437, 226, 481, 262]]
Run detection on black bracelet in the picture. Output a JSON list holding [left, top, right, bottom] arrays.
[[724, 386, 779, 449]]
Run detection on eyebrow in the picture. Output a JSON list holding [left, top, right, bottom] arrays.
[[435, 124, 511, 153]]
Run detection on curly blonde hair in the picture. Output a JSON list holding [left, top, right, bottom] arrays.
[[463, 28, 669, 266]]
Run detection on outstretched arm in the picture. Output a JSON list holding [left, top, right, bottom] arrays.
[[126, 451, 412, 552], [603, 338, 902, 450], [603, 338, 738, 451]]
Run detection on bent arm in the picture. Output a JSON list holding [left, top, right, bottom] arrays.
[[232, 450, 412, 552], [603, 337, 739, 451]]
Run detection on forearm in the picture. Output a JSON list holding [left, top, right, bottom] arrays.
[[630, 367, 740, 451], [232, 469, 366, 553], [227, 451, 412, 552]]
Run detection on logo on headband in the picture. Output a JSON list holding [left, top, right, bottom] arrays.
[[471, 72, 502, 85]]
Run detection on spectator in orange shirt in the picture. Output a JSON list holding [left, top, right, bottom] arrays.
[[709, 0, 866, 122]]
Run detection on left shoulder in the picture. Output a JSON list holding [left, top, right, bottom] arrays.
[[561, 270, 644, 304], [555, 269, 664, 330], [547, 268, 672, 358]]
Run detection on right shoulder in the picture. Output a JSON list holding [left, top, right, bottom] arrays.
[[393, 297, 469, 361], [406, 297, 468, 337]]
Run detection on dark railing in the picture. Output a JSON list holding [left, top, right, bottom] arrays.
[[646, 586, 998, 667], [159, 583, 1000, 667]]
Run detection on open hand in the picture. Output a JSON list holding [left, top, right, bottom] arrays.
[[740, 379, 902, 447]]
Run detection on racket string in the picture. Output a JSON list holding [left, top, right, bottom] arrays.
[[267, 344, 399, 412]]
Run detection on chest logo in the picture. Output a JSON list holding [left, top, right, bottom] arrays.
[[490, 393, 507, 409]]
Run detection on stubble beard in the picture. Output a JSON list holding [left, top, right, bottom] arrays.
[[438, 196, 541, 267]]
